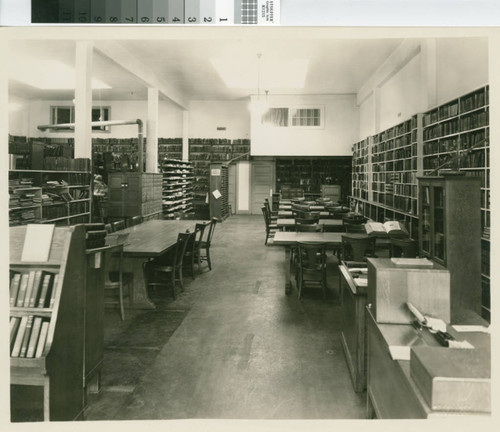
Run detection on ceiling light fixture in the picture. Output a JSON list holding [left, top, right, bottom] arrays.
[[248, 54, 269, 116]]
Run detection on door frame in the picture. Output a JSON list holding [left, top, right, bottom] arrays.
[[250, 157, 276, 215]]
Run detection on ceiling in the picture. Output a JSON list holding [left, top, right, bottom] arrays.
[[8, 35, 404, 106]]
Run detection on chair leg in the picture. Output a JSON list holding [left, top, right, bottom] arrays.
[[191, 255, 196, 280], [178, 265, 184, 292], [171, 268, 177, 300], [206, 247, 212, 271]]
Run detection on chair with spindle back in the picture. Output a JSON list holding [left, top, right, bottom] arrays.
[[143, 231, 192, 299], [198, 217, 218, 269], [296, 241, 328, 299]]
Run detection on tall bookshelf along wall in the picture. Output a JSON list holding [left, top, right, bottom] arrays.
[[350, 85, 490, 321]]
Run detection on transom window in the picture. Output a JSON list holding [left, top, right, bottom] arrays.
[[50, 106, 111, 132], [261, 106, 323, 128]]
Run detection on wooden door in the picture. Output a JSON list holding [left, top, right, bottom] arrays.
[[250, 159, 275, 214]]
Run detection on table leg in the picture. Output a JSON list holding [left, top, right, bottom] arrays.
[[285, 246, 292, 295], [122, 256, 156, 309]]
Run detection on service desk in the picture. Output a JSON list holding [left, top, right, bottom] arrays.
[[366, 307, 490, 418], [109, 219, 207, 309], [273, 231, 343, 295]]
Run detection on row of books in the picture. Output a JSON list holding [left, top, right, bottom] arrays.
[[9, 178, 34, 187], [373, 119, 412, 142], [373, 134, 412, 153], [423, 90, 488, 127], [9, 210, 37, 226], [10, 271, 58, 309], [424, 119, 460, 140], [10, 315, 50, 358], [463, 169, 489, 189], [9, 191, 41, 209], [43, 157, 91, 171]]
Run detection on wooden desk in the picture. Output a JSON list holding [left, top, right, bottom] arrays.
[[366, 308, 490, 418], [276, 218, 343, 230], [273, 231, 343, 295], [339, 261, 368, 393], [112, 219, 207, 309], [278, 210, 330, 218]]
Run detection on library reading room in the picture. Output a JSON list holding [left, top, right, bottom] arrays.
[[3, 26, 496, 425]]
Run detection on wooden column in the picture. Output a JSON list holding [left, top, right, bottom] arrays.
[[182, 110, 189, 161], [74, 41, 93, 159], [146, 87, 159, 173]]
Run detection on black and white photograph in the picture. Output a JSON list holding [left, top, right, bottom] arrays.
[[0, 2, 498, 430]]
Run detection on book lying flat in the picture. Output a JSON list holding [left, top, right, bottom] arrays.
[[365, 220, 409, 238]]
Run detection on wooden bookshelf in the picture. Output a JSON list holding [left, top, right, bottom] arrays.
[[189, 138, 250, 219], [10, 225, 87, 421], [349, 86, 489, 320], [275, 157, 352, 201], [9, 169, 92, 227], [418, 175, 482, 323], [160, 158, 194, 219]]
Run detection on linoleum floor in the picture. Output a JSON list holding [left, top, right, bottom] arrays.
[[84, 215, 366, 421]]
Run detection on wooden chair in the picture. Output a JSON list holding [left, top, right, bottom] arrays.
[[341, 234, 377, 261], [344, 222, 366, 234], [104, 244, 134, 321], [184, 223, 206, 279], [295, 217, 323, 232], [112, 220, 126, 231], [264, 199, 278, 221], [390, 238, 418, 258], [143, 232, 192, 300], [198, 217, 218, 270], [128, 215, 142, 227], [296, 241, 328, 299], [262, 207, 278, 245]]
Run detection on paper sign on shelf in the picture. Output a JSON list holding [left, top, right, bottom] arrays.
[[212, 189, 222, 199]]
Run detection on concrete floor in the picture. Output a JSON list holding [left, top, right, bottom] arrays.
[[84, 215, 367, 421]]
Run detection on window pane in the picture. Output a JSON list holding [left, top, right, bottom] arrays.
[[262, 108, 289, 127]]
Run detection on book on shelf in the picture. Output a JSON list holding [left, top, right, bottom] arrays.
[[26, 316, 44, 358], [22, 270, 37, 307], [10, 317, 21, 353], [9, 272, 21, 307], [364, 220, 409, 238], [19, 315, 34, 357], [35, 321, 50, 358], [37, 272, 55, 309], [11, 315, 28, 357], [28, 270, 44, 308], [49, 275, 59, 309], [15, 273, 29, 307]]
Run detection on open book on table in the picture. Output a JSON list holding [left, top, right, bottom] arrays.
[[364, 220, 409, 238]]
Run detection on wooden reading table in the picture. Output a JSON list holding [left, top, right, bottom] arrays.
[[109, 219, 208, 309], [272, 231, 344, 295]]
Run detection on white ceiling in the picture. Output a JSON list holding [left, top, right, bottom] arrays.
[[8, 35, 403, 105]]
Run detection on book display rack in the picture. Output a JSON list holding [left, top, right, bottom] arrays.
[[10, 225, 87, 421], [160, 158, 194, 219]]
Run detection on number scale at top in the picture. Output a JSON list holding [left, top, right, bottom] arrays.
[[37, 0, 280, 25]]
